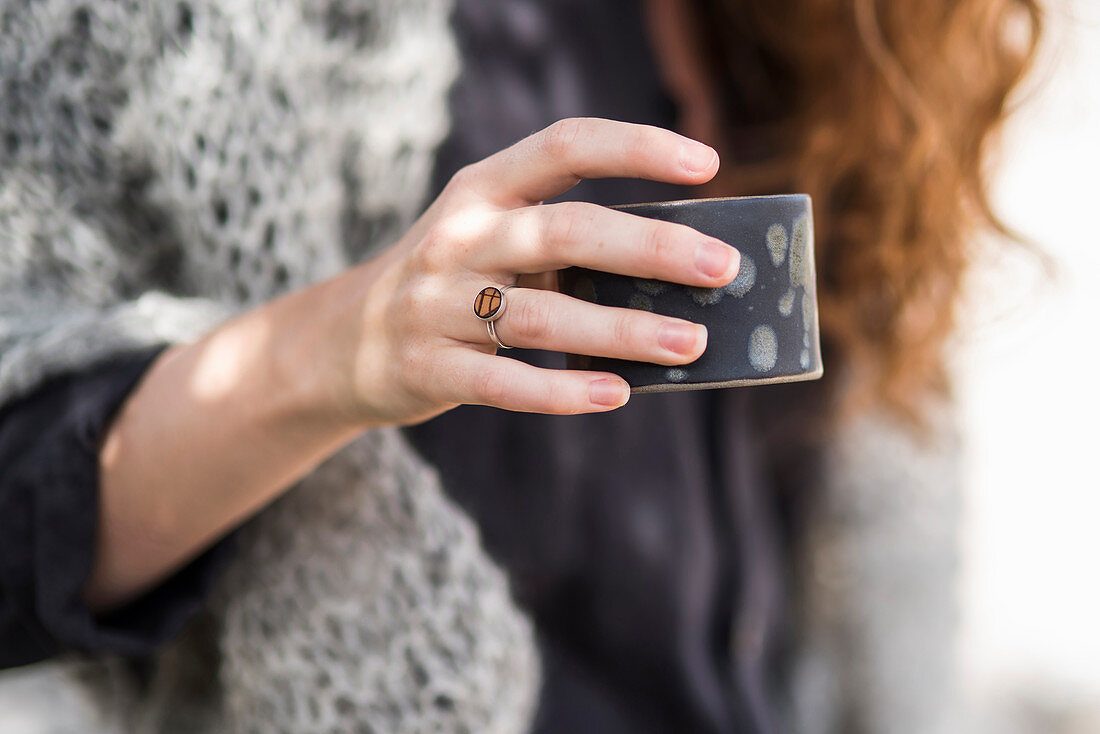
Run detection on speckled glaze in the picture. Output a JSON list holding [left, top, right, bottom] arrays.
[[558, 194, 823, 393]]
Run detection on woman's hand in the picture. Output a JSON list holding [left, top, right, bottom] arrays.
[[311, 118, 740, 427], [87, 118, 737, 610]]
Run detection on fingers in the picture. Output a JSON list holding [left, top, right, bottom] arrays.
[[454, 285, 708, 366], [456, 118, 719, 206], [476, 201, 740, 287], [445, 348, 631, 414], [396, 117, 726, 419]]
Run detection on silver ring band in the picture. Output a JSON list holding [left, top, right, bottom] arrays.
[[486, 319, 512, 350], [473, 284, 518, 349]]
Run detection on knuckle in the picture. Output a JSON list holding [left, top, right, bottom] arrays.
[[396, 335, 429, 378], [541, 117, 586, 157], [544, 202, 590, 254], [445, 163, 479, 195], [473, 365, 507, 405], [415, 220, 460, 271], [509, 296, 553, 341], [541, 378, 571, 414], [398, 277, 435, 328], [611, 311, 638, 348], [640, 222, 675, 266], [622, 126, 655, 160]]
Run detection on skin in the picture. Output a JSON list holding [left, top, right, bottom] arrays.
[[87, 12, 730, 612]]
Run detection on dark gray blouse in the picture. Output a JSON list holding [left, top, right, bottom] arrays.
[[405, 1, 795, 732]]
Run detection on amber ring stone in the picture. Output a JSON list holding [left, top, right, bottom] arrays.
[[473, 285, 510, 321]]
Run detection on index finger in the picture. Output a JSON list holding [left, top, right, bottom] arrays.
[[457, 118, 719, 207]]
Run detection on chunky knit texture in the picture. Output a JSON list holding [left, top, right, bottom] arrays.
[[1, 0, 460, 399], [0, 0, 540, 732]]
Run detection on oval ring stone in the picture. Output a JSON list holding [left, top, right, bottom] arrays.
[[474, 286, 505, 320]]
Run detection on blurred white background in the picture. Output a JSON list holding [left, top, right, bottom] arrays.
[[955, 0, 1100, 729]]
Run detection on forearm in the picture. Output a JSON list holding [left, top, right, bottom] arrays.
[[85, 272, 372, 612]]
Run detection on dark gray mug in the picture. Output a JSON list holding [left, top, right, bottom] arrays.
[[557, 194, 823, 393]]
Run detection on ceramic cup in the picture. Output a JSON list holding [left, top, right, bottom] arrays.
[[557, 194, 823, 393]]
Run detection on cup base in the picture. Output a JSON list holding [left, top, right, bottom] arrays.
[[628, 366, 824, 394]]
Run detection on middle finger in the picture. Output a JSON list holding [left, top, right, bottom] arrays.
[[475, 201, 741, 288]]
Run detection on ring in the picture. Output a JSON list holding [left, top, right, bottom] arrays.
[[474, 284, 517, 350], [486, 320, 511, 350]]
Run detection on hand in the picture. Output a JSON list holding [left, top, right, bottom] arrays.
[[311, 118, 740, 427], [85, 118, 739, 608]]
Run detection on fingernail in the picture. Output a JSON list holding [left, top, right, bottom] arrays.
[[680, 143, 718, 173], [695, 239, 738, 279], [659, 322, 705, 355], [589, 379, 629, 407]]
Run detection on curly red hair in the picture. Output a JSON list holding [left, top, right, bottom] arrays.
[[691, 0, 1042, 426]]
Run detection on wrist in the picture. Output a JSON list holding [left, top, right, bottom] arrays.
[[266, 246, 412, 432], [264, 274, 376, 433], [89, 281, 376, 610]]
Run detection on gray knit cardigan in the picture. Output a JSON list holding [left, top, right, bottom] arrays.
[[0, 1, 964, 732]]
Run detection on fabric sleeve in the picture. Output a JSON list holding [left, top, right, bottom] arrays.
[[0, 169, 246, 670], [0, 345, 239, 670], [784, 399, 965, 734]]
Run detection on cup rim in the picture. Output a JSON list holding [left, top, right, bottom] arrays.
[[610, 193, 811, 211]]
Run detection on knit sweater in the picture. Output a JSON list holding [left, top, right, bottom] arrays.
[[0, 1, 963, 732], [1, 0, 538, 731]]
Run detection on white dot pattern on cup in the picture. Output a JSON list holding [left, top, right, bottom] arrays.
[[778, 288, 795, 317], [723, 255, 756, 298], [801, 291, 813, 362], [766, 223, 788, 266], [789, 213, 811, 288], [625, 251, 759, 317], [634, 278, 668, 296], [748, 325, 778, 372], [689, 286, 723, 306]]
